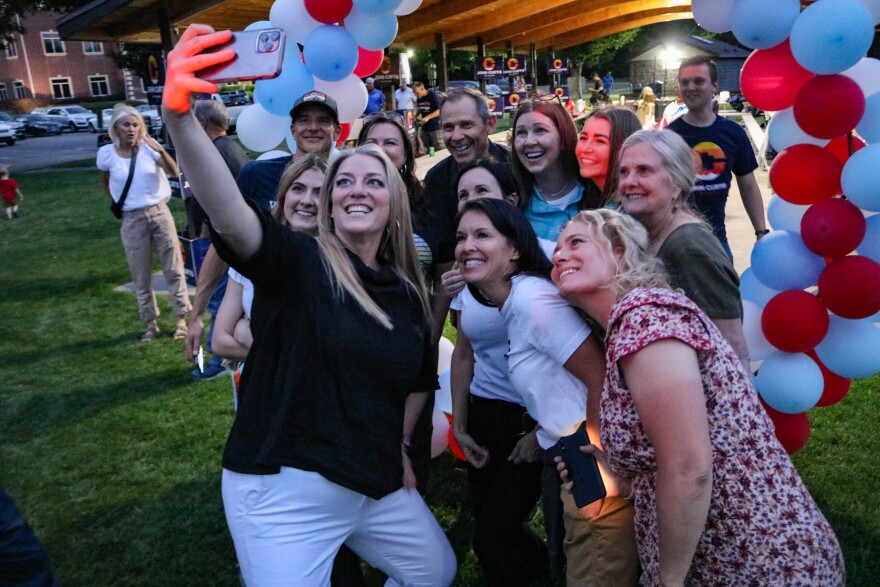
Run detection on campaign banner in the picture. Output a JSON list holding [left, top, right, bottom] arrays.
[[474, 55, 503, 79], [487, 96, 503, 116], [145, 52, 166, 106], [503, 92, 528, 112], [551, 85, 570, 100], [548, 57, 569, 75], [502, 56, 527, 76]]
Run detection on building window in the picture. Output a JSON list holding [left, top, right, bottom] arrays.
[[13, 80, 26, 99], [41, 32, 65, 55], [5, 39, 17, 59], [82, 41, 103, 55], [0, 83, 6, 101], [50, 77, 73, 99], [89, 75, 110, 97]]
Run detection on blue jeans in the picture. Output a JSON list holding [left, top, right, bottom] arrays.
[[205, 272, 228, 357]]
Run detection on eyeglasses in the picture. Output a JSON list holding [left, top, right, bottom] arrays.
[[533, 93, 563, 107]]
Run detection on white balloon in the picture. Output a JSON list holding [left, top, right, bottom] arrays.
[[743, 299, 776, 362], [270, 0, 321, 44], [855, 0, 880, 23], [692, 0, 736, 33], [235, 104, 287, 152], [435, 369, 452, 414], [257, 149, 290, 160], [284, 125, 299, 154], [395, 0, 422, 15], [437, 336, 454, 374], [767, 108, 829, 152], [430, 408, 449, 458], [841, 57, 880, 98], [313, 74, 369, 123]]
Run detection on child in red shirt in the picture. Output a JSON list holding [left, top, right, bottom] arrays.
[[0, 165, 23, 219]]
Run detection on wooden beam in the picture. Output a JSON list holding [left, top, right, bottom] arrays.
[[430, 0, 581, 45], [527, 10, 693, 52], [396, 0, 510, 42]]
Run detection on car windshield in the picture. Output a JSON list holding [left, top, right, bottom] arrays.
[[67, 106, 90, 114]]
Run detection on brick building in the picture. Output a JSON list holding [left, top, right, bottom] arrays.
[[0, 11, 146, 106]]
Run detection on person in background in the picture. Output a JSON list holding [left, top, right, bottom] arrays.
[[413, 81, 444, 153], [0, 165, 23, 220], [395, 81, 417, 117], [666, 55, 768, 260], [97, 104, 190, 342], [602, 71, 614, 96], [635, 86, 656, 129], [575, 107, 641, 208], [552, 208, 844, 586], [363, 77, 385, 115], [588, 72, 605, 108]]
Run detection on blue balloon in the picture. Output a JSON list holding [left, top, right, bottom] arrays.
[[740, 267, 781, 307], [345, 6, 398, 50], [756, 351, 824, 413], [815, 315, 880, 378], [750, 230, 826, 290], [856, 92, 880, 144], [731, 0, 800, 49], [841, 144, 880, 212], [254, 48, 314, 117], [857, 214, 880, 263], [790, 0, 874, 74], [767, 194, 809, 233], [244, 20, 273, 31], [303, 25, 358, 83], [353, 0, 404, 15]]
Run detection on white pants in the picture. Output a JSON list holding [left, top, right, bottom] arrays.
[[222, 467, 457, 587]]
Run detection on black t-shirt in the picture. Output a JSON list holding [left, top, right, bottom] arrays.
[[417, 91, 441, 132], [212, 201, 438, 499], [423, 142, 510, 264]]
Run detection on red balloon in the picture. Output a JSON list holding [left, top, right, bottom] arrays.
[[825, 134, 867, 165], [818, 256, 880, 319], [304, 0, 352, 24], [805, 350, 852, 407], [794, 75, 865, 139], [446, 415, 466, 461], [761, 290, 830, 353], [336, 122, 352, 146], [759, 398, 811, 454], [769, 144, 842, 204], [800, 198, 867, 258], [353, 47, 384, 78], [740, 40, 814, 111]]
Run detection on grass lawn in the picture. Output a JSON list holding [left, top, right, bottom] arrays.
[[1, 168, 878, 585]]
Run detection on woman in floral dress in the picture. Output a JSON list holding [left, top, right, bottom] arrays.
[[551, 208, 845, 586]]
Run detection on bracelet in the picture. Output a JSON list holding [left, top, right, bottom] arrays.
[[401, 436, 413, 458], [755, 229, 770, 236]]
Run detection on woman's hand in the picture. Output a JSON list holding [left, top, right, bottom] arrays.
[[555, 445, 632, 521], [142, 134, 164, 153], [440, 263, 466, 297], [163, 24, 234, 115], [508, 429, 541, 464], [402, 448, 417, 489], [452, 427, 489, 468]]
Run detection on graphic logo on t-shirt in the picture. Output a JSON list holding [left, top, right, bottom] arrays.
[[691, 141, 727, 182]]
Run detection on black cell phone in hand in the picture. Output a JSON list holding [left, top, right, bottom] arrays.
[[197, 29, 285, 84], [559, 425, 607, 508]]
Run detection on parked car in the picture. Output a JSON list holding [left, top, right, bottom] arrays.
[[43, 105, 99, 132], [132, 104, 164, 139], [0, 112, 26, 140], [219, 90, 251, 107], [15, 114, 64, 136], [0, 123, 15, 146], [207, 94, 247, 134]]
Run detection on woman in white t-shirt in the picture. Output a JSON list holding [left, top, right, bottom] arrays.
[[455, 198, 639, 587], [211, 155, 327, 362], [97, 104, 190, 342]]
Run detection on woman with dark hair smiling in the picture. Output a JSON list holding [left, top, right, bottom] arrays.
[[576, 107, 641, 208]]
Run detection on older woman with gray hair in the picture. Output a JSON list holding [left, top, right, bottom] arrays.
[[97, 104, 190, 341]]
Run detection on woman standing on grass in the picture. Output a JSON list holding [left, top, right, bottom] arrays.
[[97, 104, 190, 342], [161, 25, 455, 586]]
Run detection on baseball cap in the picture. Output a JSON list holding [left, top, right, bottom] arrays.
[[365, 77, 375, 84], [289, 91, 339, 125]]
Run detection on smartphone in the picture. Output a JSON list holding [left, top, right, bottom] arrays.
[[197, 29, 285, 84], [559, 426, 607, 508]]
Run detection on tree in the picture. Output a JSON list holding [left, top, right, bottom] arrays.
[[560, 29, 642, 98]]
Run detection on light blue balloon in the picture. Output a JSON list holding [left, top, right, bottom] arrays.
[[750, 230, 826, 290], [767, 194, 809, 233], [857, 214, 880, 262], [353, 0, 404, 15], [815, 314, 880, 378], [740, 267, 781, 307], [303, 25, 358, 83], [254, 48, 314, 117], [767, 108, 828, 152], [345, 6, 398, 50], [856, 92, 880, 143], [756, 351, 824, 413], [790, 0, 874, 74], [841, 144, 880, 212], [731, 0, 800, 49], [244, 20, 273, 31]]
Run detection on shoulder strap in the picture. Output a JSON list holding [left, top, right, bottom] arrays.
[[116, 145, 139, 209]]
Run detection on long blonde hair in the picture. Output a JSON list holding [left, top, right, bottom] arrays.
[[108, 104, 147, 146], [316, 144, 429, 329]]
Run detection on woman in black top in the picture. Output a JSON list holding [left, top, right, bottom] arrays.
[[162, 24, 456, 586]]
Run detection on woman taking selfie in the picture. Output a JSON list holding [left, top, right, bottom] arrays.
[[552, 208, 844, 586], [575, 107, 641, 208], [97, 104, 190, 342], [162, 25, 455, 586], [455, 198, 639, 586]]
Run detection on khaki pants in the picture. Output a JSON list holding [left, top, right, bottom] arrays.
[[561, 490, 640, 586], [120, 202, 191, 322]]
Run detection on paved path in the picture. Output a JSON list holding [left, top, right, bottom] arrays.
[[0, 131, 100, 172]]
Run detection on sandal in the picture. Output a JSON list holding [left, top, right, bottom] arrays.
[[172, 321, 188, 341], [140, 326, 160, 342]]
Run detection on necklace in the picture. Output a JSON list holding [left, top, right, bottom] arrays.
[[541, 178, 576, 200]]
